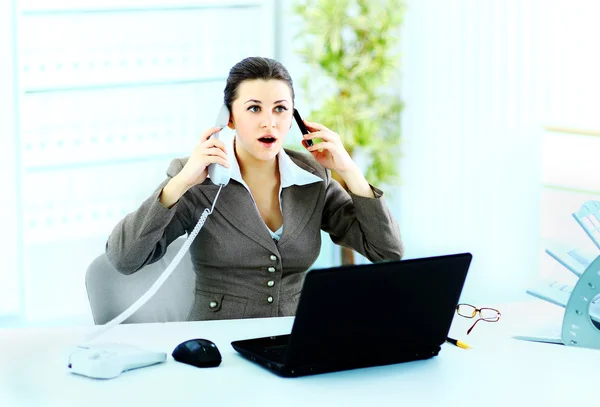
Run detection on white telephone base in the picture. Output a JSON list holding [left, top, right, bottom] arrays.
[[67, 343, 167, 379]]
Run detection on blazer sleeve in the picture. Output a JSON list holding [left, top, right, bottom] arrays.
[[105, 158, 194, 275], [321, 170, 404, 262]]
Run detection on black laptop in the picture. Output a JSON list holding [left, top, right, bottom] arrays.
[[231, 253, 472, 377]]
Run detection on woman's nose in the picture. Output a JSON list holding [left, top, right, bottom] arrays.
[[261, 112, 276, 128]]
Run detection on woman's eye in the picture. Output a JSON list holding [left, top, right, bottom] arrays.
[[248, 105, 260, 113], [275, 105, 288, 113]]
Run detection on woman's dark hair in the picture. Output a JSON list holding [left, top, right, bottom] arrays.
[[224, 56, 295, 111]]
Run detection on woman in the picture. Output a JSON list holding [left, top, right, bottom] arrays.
[[106, 56, 403, 321]]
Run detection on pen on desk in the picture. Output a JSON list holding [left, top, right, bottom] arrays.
[[446, 337, 471, 350]]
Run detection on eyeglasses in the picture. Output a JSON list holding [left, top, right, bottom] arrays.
[[456, 303, 501, 335]]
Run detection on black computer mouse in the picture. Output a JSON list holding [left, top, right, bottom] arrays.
[[172, 338, 222, 368]]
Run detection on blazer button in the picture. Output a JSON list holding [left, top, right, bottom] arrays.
[[270, 255, 277, 261], [268, 267, 276, 273], [209, 301, 218, 309], [267, 280, 275, 287], [267, 296, 274, 303]]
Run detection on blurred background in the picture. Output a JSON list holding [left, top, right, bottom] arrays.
[[1, 0, 599, 328]]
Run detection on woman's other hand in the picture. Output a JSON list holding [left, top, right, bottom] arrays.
[[301, 120, 375, 198], [301, 120, 357, 174]]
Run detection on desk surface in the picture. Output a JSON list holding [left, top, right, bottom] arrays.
[[1, 301, 599, 407]]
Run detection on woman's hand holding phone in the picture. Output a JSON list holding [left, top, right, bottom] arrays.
[[177, 126, 229, 187], [160, 127, 229, 208], [301, 120, 355, 174], [300, 119, 374, 198]]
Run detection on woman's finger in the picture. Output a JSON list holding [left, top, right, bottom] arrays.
[[204, 155, 230, 168], [303, 120, 332, 133], [203, 136, 227, 152], [303, 129, 339, 143], [199, 126, 225, 143], [200, 146, 229, 163], [307, 141, 335, 153]]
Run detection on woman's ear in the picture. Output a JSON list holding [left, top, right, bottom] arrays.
[[227, 116, 235, 130]]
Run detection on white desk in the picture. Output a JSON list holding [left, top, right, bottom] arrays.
[[1, 301, 599, 407]]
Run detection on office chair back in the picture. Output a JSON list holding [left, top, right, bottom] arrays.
[[86, 238, 196, 325]]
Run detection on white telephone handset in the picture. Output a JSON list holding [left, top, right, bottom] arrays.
[[69, 106, 231, 379], [207, 104, 231, 186]]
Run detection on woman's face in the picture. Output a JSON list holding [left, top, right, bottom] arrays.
[[228, 79, 294, 162]]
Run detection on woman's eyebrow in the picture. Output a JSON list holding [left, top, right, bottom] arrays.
[[244, 99, 289, 104]]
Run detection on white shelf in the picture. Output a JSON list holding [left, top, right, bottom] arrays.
[[18, 7, 266, 90], [20, 81, 225, 169], [20, 0, 263, 14]]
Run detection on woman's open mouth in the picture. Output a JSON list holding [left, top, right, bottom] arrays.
[[258, 136, 277, 147]]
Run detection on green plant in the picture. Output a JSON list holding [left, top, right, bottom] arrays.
[[292, 0, 405, 186], [292, 0, 404, 264]]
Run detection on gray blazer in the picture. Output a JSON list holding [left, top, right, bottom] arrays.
[[106, 149, 403, 321]]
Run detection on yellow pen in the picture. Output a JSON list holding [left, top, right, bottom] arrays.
[[446, 337, 472, 350]]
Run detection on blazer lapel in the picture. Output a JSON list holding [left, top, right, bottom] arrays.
[[199, 182, 278, 253], [278, 182, 322, 248], [278, 154, 324, 248], [197, 152, 324, 252]]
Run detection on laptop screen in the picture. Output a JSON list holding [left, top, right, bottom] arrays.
[[285, 253, 472, 366]]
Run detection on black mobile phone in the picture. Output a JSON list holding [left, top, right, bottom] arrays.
[[293, 108, 313, 147]]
